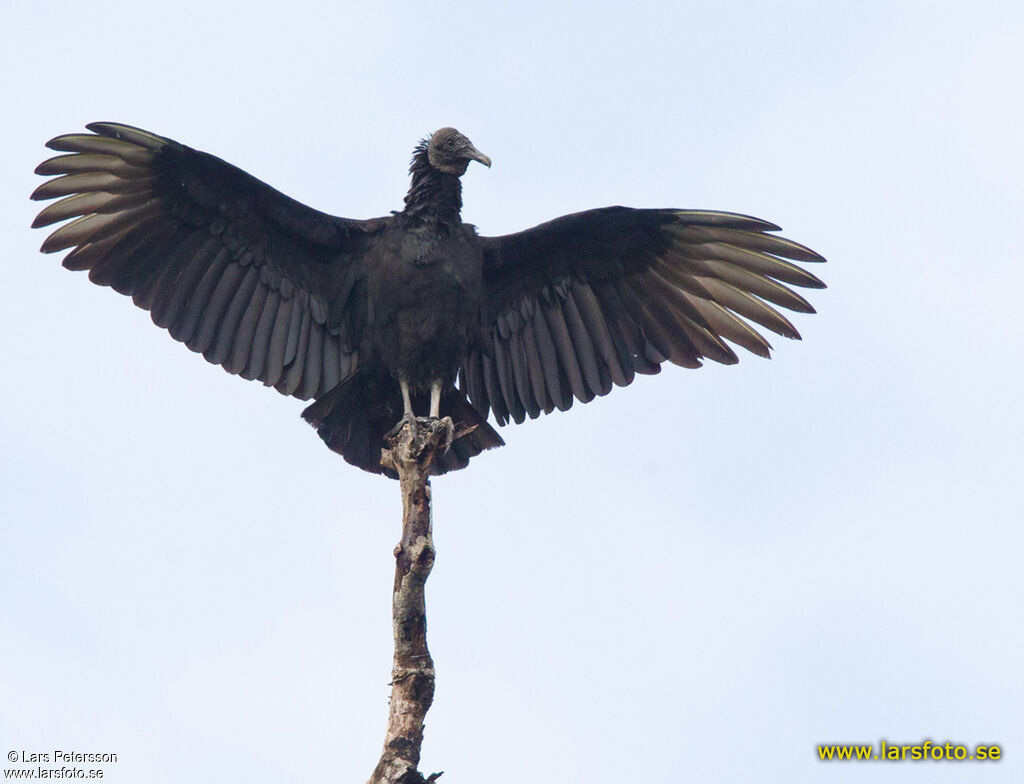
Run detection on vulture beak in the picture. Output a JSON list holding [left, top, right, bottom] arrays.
[[465, 145, 492, 168]]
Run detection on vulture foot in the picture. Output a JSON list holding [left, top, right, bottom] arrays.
[[385, 412, 418, 441], [382, 416, 455, 474]]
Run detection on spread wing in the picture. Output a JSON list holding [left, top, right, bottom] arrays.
[[464, 207, 826, 425], [32, 122, 389, 400]]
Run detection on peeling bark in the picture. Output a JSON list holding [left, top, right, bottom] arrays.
[[368, 417, 456, 784]]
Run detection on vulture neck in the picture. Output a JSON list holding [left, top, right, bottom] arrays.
[[403, 146, 463, 224]]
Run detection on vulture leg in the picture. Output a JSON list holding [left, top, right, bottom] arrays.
[[400, 379, 414, 417], [429, 380, 442, 418], [385, 379, 417, 441]]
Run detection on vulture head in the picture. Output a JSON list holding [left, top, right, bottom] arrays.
[[427, 127, 491, 175]]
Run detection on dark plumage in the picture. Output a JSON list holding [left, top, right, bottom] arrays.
[[32, 123, 826, 476]]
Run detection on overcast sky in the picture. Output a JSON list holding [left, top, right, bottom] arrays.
[[2, 1, 1021, 782]]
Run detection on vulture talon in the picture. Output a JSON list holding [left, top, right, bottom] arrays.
[[385, 413, 417, 442], [432, 416, 455, 455]]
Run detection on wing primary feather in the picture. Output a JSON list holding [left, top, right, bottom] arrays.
[[615, 279, 677, 363], [118, 223, 188, 301], [463, 350, 491, 419], [38, 190, 157, 230], [670, 210, 781, 232], [591, 286, 643, 383], [619, 279, 702, 368], [319, 332, 341, 394], [284, 293, 306, 366], [492, 337, 526, 423], [632, 277, 707, 365], [91, 218, 176, 292], [180, 247, 233, 351], [40, 202, 160, 254], [655, 254, 794, 341], [83, 215, 162, 285], [530, 308, 570, 410], [695, 277, 801, 339], [279, 306, 312, 396], [590, 285, 637, 387], [147, 232, 214, 324], [264, 296, 294, 386], [508, 329, 538, 418], [519, 321, 551, 414], [299, 323, 324, 399], [230, 282, 269, 374], [642, 340, 667, 367], [593, 281, 644, 358], [342, 345, 358, 382], [681, 292, 772, 358], [208, 265, 260, 366], [85, 122, 168, 150], [543, 301, 592, 403], [192, 261, 246, 354], [570, 283, 625, 388], [35, 153, 149, 178], [651, 252, 726, 301], [244, 289, 280, 381], [165, 239, 226, 340], [32, 172, 156, 200], [701, 260, 816, 313], [44, 134, 156, 165], [670, 224, 826, 264], [481, 353, 510, 425], [33, 192, 117, 228], [672, 239, 826, 288], [60, 225, 134, 271], [641, 269, 738, 364], [562, 289, 609, 396]]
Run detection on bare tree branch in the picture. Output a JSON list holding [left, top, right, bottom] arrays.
[[368, 417, 454, 784]]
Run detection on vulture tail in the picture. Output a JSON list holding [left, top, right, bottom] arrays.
[[302, 371, 504, 477]]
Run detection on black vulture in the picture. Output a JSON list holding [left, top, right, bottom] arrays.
[[32, 123, 825, 476]]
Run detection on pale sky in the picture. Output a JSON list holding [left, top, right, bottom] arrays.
[[2, 1, 1021, 782]]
